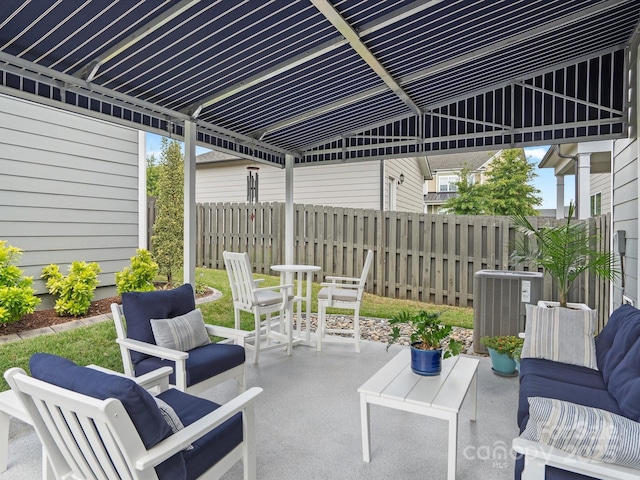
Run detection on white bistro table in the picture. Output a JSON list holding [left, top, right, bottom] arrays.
[[270, 264, 321, 344], [358, 350, 479, 480]]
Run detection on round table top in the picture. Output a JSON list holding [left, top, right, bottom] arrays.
[[271, 264, 321, 272]]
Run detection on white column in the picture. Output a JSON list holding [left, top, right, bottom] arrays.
[[184, 121, 197, 287], [575, 153, 591, 219], [555, 175, 565, 219], [285, 154, 294, 265], [138, 130, 147, 249]]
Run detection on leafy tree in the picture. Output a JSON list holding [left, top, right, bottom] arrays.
[[483, 148, 541, 216], [442, 149, 541, 216], [146, 153, 161, 197], [151, 138, 184, 285], [442, 165, 487, 215]]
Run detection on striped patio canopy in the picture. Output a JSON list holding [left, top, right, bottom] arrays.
[[0, 0, 638, 167]]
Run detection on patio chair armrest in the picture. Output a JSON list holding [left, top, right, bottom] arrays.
[[253, 284, 294, 293], [116, 338, 189, 361], [137, 387, 263, 469], [325, 275, 360, 283], [512, 438, 640, 480], [86, 365, 173, 391], [320, 282, 361, 289], [252, 278, 265, 286], [204, 324, 253, 342]]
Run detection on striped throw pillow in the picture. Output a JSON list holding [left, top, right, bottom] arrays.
[[522, 304, 597, 370], [150, 308, 211, 352], [522, 397, 640, 469]]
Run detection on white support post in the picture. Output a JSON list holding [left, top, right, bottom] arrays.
[[285, 154, 294, 265], [184, 121, 197, 287], [575, 153, 591, 219], [138, 130, 147, 249], [555, 175, 565, 219]]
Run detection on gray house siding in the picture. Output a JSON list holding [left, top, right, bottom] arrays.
[[0, 94, 139, 303], [613, 136, 638, 308]]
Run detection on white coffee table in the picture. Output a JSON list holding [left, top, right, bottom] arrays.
[[358, 350, 479, 480]]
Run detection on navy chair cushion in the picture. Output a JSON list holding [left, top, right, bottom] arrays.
[[122, 283, 195, 365], [135, 343, 246, 387], [517, 374, 622, 429], [596, 304, 640, 384], [29, 353, 186, 479], [158, 388, 243, 480], [519, 358, 607, 390]]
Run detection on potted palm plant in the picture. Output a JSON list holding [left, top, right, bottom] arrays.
[[386, 310, 462, 376], [510, 202, 619, 309]]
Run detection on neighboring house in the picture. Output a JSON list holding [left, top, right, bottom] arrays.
[[196, 151, 431, 213], [0, 94, 141, 305], [423, 150, 513, 213], [538, 142, 612, 219]]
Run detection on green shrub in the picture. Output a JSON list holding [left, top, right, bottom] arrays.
[[41, 261, 101, 317], [0, 241, 40, 323], [115, 249, 159, 294]]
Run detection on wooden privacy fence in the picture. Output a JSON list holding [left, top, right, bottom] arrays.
[[150, 201, 612, 323]]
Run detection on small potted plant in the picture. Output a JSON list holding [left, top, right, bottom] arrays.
[[386, 310, 463, 376], [480, 335, 524, 376]]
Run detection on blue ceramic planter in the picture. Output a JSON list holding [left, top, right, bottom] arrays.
[[410, 343, 442, 376], [487, 347, 517, 376]]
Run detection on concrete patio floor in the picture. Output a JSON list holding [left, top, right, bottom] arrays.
[[1, 338, 520, 480]]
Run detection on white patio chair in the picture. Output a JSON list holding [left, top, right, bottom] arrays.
[[223, 251, 294, 364], [316, 249, 374, 353], [5, 353, 262, 480], [111, 283, 248, 395]]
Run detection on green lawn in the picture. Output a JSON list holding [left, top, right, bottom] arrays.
[[0, 267, 473, 391]]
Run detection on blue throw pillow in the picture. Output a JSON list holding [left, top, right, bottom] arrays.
[[122, 283, 195, 365]]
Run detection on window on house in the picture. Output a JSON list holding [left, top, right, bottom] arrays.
[[438, 175, 458, 192], [590, 192, 602, 216]]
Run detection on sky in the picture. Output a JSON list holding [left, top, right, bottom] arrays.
[[524, 146, 574, 210], [146, 132, 571, 210]]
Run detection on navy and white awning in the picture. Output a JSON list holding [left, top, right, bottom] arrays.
[[0, 0, 637, 166]]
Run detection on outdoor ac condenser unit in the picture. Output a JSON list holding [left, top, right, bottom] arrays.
[[473, 270, 543, 354]]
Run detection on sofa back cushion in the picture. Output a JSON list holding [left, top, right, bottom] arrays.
[[596, 304, 640, 384], [122, 283, 195, 365], [606, 338, 640, 421]]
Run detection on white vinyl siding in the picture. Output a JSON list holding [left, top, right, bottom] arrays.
[[383, 157, 425, 212], [197, 160, 381, 209], [0, 94, 139, 298], [612, 136, 638, 309]]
